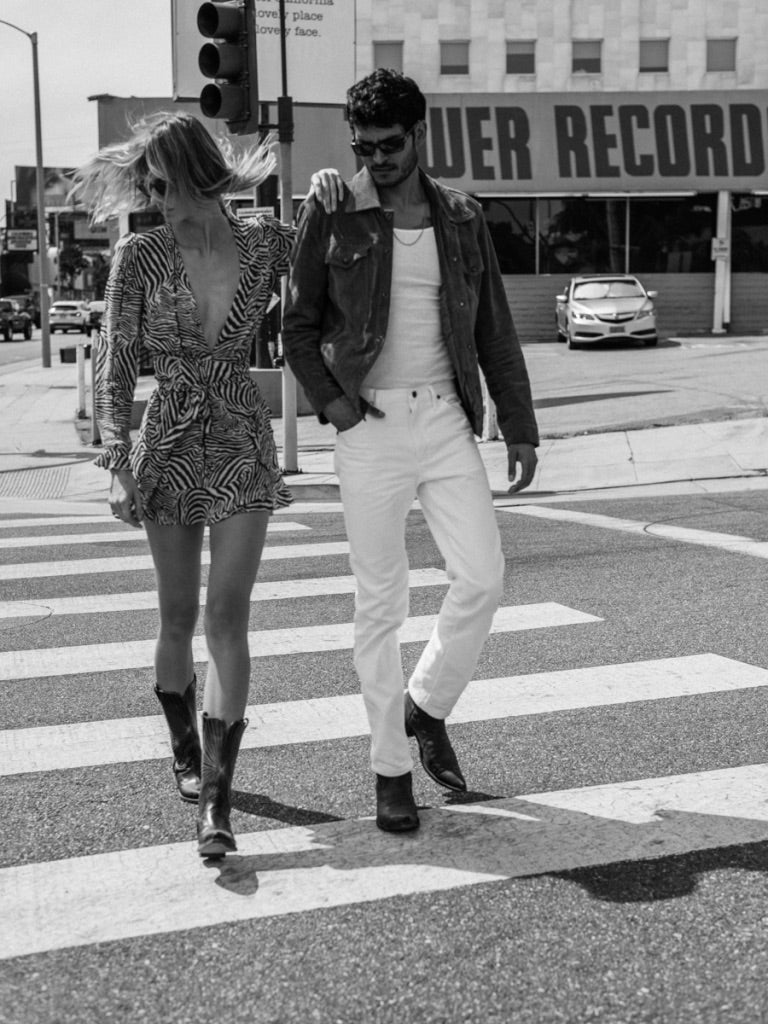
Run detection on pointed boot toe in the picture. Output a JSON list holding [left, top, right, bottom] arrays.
[[405, 693, 467, 793]]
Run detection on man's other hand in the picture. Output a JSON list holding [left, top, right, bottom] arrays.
[[507, 442, 538, 493]]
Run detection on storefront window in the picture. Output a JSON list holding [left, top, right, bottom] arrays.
[[538, 198, 625, 275], [628, 195, 715, 273], [477, 198, 536, 273], [731, 194, 768, 271]]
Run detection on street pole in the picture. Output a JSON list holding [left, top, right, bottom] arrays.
[[276, 0, 298, 472], [0, 19, 51, 366]]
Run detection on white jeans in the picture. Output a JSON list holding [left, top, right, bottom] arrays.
[[334, 383, 505, 777]]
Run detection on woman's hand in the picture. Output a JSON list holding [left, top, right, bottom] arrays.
[[308, 169, 344, 214], [109, 469, 144, 527]]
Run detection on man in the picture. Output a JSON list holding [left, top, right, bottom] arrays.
[[283, 69, 539, 832]]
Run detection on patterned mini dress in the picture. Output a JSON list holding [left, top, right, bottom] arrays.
[[94, 211, 294, 525]]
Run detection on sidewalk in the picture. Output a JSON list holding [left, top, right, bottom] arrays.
[[1, 359, 767, 511]]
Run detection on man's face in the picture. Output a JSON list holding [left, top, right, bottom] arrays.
[[351, 122, 422, 188]]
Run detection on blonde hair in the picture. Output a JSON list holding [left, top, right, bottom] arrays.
[[71, 111, 275, 222]]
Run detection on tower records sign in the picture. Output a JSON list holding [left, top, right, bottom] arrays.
[[423, 91, 768, 192]]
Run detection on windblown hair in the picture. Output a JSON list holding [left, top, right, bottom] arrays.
[[70, 111, 275, 222], [346, 69, 426, 132]]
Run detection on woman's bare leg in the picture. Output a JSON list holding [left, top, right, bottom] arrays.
[[144, 520, 205, 693], [203, 511, 270, 723]]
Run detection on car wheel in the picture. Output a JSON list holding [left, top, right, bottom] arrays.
[[556, 322, 566, 343], [644, 337, 658, 347], [23, 322, 32, 340], [2, 327, 11, 342], [567, 333, 581, 350]]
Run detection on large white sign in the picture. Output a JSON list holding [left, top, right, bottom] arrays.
[[172, 0, 354, 106]]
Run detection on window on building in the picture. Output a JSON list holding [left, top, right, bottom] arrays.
[[639, 39, 669, 73], [729, 194, 768, 272], [506, 40, 536, 75], [373, 41, 404, 73], [572, 40, 602, 74], [628, 196, 716, 273], [478, 198, 537, 273], [706, 38, 737, 72], [539, 198, 623, 274], [440, 41, 470, 75]]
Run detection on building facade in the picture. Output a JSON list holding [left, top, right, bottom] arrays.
[[353, 0, 768, 339]]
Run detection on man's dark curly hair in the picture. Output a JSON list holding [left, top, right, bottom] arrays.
[[346, 69, 426, 131]]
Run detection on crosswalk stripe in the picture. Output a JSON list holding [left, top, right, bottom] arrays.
[[0, 654, 760, 777], [5, 758, 768, 959], [0, 524, 313, 548], [504, 504, 768, 560], [0, 522, 310, 549], [0, 540, 351, 581], [0, 568, 446, 619], [0, 502, 346, 529], [0, 604, 598, 682]]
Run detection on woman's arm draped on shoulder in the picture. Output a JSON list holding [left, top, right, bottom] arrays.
[[94, 235, 143, 471]]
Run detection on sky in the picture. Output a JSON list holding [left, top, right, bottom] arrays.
[[0, 0, 173, 217]]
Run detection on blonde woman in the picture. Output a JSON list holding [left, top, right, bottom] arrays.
[[73, 112, 338, 858]]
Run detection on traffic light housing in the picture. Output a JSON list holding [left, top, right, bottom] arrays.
[[197, 0, 259, 135]]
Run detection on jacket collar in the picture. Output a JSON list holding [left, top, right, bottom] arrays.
[[344, 166, 476, 224]]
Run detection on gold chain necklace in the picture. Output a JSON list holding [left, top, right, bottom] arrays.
[[394, 218, 428, 247]]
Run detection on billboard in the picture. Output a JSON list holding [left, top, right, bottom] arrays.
[[422, 91, 768, 193], [172, 0, 355, 107]]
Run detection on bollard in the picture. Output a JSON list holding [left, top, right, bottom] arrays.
[[75, 342, 87, 419]]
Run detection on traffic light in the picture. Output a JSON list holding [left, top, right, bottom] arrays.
[[197, 0, 259, 135]]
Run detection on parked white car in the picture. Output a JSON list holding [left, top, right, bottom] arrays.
[[555, 275, 658, 350]]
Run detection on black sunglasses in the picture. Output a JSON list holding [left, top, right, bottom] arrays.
[[350, 128, 414, 158]]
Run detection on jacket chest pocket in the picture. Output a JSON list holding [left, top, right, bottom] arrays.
[[325, 236, 374, 270]]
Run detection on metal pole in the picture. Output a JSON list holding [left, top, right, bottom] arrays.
[[277, 0, 298, 472], [0, 20, 50, 367], [30, 32, 51, 367]]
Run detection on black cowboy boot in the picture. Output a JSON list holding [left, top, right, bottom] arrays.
[[154, 677, 202, 803], [405, 692, 467, 792], [375, 771, 419, 832], [197, 714, 248, 858]]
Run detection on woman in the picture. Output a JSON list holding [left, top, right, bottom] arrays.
[[72, 112, 336, 859]]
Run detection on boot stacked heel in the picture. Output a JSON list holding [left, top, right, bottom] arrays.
[[154, 677, 202, 802], [197, 713, 247, 859]]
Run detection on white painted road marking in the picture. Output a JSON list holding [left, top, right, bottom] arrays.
[[6, 760, 768, 958], [0, 502, 346, 529], [0, 654, 760, 777], [504, 504, 768, 559], [0, 603, 599, 682], [0, 522, 310, 549], [0, 568, 446, 620], [0, 540, 351, 580]]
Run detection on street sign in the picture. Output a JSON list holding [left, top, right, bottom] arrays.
[[5, 229, 38, 252], [711, 237, 730, 260]]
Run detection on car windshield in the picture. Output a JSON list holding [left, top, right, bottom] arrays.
[[573, 280, 644, 300], [52, 303, 79, 310]]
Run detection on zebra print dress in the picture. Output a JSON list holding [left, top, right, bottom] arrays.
[[94, 212, 294, 525]]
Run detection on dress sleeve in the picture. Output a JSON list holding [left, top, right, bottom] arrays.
[[93, 234, 143, 471], [261, 216, 296, 278]]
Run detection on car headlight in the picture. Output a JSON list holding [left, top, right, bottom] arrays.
[[571, 308, 597, 322], [633, 303, 655, 321]]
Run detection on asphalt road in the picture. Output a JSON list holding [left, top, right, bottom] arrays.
[[2, 489, 768, 1023]]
